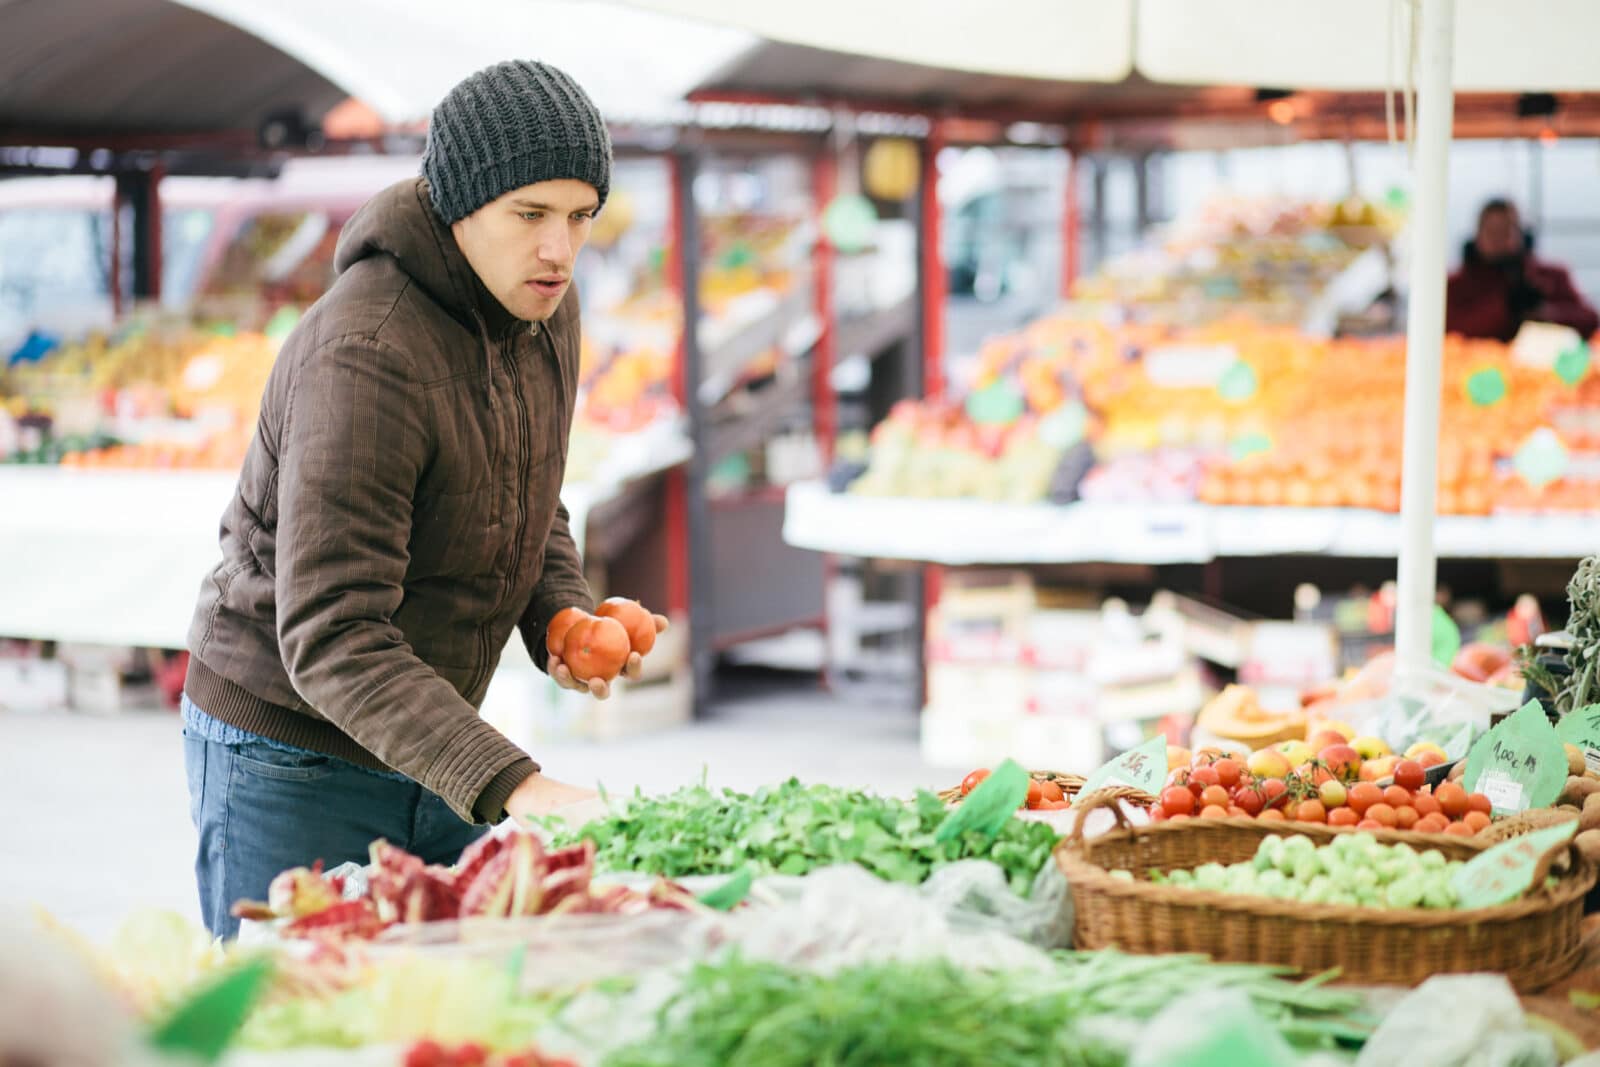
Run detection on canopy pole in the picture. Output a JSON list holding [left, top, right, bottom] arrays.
[[1395, 0, 1457, 670]]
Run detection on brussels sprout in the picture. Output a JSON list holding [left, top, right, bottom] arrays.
[[1420, 850, 1447, 871]]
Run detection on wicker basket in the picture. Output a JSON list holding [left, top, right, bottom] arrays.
[[938, 771, 1156, 809], [1056, 791, 1594, 991]]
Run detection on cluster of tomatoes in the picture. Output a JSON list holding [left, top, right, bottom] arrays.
[[958, 769, 1074, 811], [1150, 751, 1495, 836], [545, 597, 658, 684]]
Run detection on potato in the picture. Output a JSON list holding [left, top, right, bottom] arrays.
[[1567, 776, 1600, 805], [1576, 829, 1600, 865], [1585, 792, 1600, 834], [1567, 743, 1588, 777]]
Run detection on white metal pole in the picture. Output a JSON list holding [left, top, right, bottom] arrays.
[[1395, 0, 1456, 670]]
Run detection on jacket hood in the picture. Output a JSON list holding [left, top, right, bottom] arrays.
[[335, 178, 489, 330]]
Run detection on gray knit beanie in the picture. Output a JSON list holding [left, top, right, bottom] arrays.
[[422, 60, 612, 225]]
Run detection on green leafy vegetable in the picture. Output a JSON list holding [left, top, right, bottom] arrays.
[[148, 957, 273, 1062], [556, 779, 1059, 897], [601, 951, 1368, 1067]]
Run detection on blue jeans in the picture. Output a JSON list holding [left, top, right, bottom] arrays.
[[182, 699, 485, 939]]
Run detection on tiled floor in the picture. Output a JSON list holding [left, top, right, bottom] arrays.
[[0, 674, 943, 940]]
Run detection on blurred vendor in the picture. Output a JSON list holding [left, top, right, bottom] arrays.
[[1446, 198, 1598, 341]]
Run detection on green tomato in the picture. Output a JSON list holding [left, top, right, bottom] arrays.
[[1259, 869, 1288, 890], [1420, 850, 1447, 871], [1195, 863, 1228, 891], [1354, 867, 1380, 890], [1385, 876, 1424, 909]]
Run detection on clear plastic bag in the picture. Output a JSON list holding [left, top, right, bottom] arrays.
[[1354, 975, 1558, 1067], [1329, 655, 1521, 757]]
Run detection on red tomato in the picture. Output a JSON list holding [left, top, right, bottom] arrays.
[[1463, 810, 1491, 832], [1416, 813, 1451, 834], [1467, 793, 1492, 816], [1444, 821, 1477, 837], [960, 769, 990, 795], [1394, 805, 1420, 830], [1200, 785, 1232, 810], [1039, 780, 1065, 804], [1382, 785, 1413, 809], [1025, 781, 1043, 809], [1356, 818, 1384, 830], [1413, 792, 1443, 818], [1327, 806, 1361, 827], [1213, 758, 1242, 789], [1348, 783, 1383, 815], [1234, 788, 1265, 817], [1258, 809, 1287, 822], [1261, 778, 1290, 809], [1160, 786, 1197, 817], [1199, 804, 1230, 819], [1435, 783, 1470, 819], [1189, 766, 1222, 793], [1392, 760, 1426, 791], [1294, 799, 1328, 823], [1366, 802, 1398, 828]]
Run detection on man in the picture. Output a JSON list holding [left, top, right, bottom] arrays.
[[181, 60, 664, 938], [1446, 198, 1598, 342]]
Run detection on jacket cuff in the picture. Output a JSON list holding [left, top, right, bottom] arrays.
[[474, 757, 540, 824]]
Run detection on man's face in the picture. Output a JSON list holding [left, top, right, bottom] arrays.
[[451, 179, 599, 322], [1476, 206, 1524, 262]]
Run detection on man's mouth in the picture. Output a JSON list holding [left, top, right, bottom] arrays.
[[528, 278, 568, 298]]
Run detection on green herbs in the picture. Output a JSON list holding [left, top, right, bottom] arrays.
[[555, 779, 1059, 896], [601, 952, 1368, 1067], [1519, 554, 1600, 714]]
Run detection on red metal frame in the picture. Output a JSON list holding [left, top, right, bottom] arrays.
[[663, 153, 691, 620], [1061, 149, 1081, 300], [811, 152, 839, 465]]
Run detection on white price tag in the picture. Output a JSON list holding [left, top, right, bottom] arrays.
[[1478, 771, 1526, 816], [1586, 749, 1600, 776]]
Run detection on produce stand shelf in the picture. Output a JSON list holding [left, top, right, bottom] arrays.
[[782, 480, 1600, 565], [0, 428, 691, 650]]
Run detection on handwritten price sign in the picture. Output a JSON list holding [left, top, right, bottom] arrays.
[[1463, 700, 1568, 816], [1452, 820, 1577, 910], [1075, 735, 1167, 804]]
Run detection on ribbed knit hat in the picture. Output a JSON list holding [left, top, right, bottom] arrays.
[[422, 60, 612, 225]]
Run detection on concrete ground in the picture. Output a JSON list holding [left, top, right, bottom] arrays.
[[0, 673, 944, 941]]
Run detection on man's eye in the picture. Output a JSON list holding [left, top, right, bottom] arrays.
[[520, 211, 542, 221], [573, 212, 594, 222]]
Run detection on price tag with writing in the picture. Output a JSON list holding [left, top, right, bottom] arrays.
[[1556, 704, 1600, 772], [1075, 734, 1167, 804], [1451, 820, 1577, 910], [1463, 700, 1569, 816]]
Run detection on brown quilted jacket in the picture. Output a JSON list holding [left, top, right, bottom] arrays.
[[185, 177, 592, 823]]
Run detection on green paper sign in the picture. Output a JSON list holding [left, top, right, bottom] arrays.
[[1431, 605, 1461, 670], [1216, 361, 1258, 402], [1463, 700, 1569, 817], [822, 194, 878, 254], [1076, 735, 1168, 804], [1039, 402, 1088, 449], [1228, 432, 1273, 462], [698, 868, 754, 911], [936, 759, 1030, 842], [1466, 367, 1507, 407], [1514, 428, 1569, 489], [965, 381, 1026, 426], [1451, 819, 1577, 910], [147, 957, 273, 1063], [1554, 344, 1591, 386], [1556, 704, 1600, 772]]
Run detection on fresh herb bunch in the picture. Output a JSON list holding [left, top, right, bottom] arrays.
[[601, 952, 1369, 1067], [555, 779, 1059, 896], [1519, 555, 1600, 714]]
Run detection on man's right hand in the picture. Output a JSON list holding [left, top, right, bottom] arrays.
[[504, 772, 599, 823]]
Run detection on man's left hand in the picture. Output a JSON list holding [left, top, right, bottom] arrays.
[[549, 613, 669, 699]]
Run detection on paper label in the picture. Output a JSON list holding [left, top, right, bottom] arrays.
[[1555, 703, 1600, 766], [1463, 700, 1569, 815], [1477, 771, 1525, 816], [1452, 820, 1577, 910], [1076, 734, 1168, 803]]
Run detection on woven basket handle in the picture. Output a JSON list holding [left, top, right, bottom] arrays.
[[1066, 786, 1142, 849]]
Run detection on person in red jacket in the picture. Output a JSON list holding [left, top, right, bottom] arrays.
[[1445, 198, 1598, 342]]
